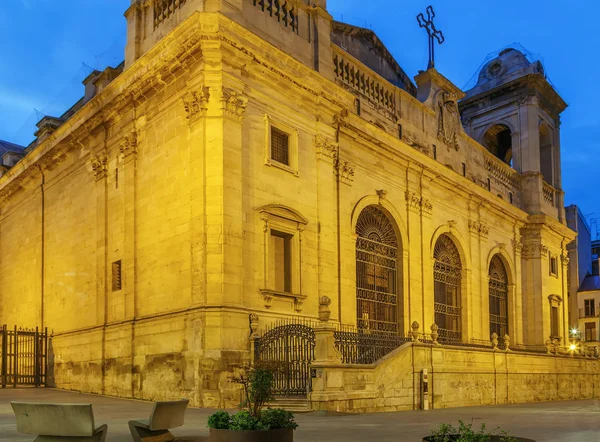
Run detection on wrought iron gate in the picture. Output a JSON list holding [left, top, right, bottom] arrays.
[[0, 326, 48, 387], [255, 322, 315, 397]]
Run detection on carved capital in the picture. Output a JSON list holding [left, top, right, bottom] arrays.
[[183, 86, 210, 122], [120, 131, 138, 160], [315, 135, 338, 163], [421, 197, 433, 217], [512, 239, 524, 254], [468, 220, 489, 238], [405, 191, 421, 213], [335, 159, 355, 185], [91, 156, 108, 181], [221, 88, 247, 122]]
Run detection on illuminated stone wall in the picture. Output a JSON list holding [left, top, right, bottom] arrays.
[[0, 2, 576, 409]]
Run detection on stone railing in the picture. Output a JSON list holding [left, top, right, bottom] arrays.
[[153, 0, 186, 28], [485, 157, 521, 191], [251, 0, 299, 33], [543, 181, 556, 207], [332, 46, 396, 115]]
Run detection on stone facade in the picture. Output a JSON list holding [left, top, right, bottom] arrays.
[[0, 0, 578, 409]]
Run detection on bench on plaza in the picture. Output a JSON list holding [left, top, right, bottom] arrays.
[[128, 399, 189, 442], [11, 401, 108, 442]]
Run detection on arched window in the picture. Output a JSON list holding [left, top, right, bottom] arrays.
[[433, 234, 462, 343], [539, 124, 553, 185], [482, 124, 512, 166], [355, 206, 400, 334], [489, 255, 509, 338]]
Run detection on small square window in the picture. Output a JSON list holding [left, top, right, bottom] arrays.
[[271, 127, 290, 166], [112, 260, 122, 292], [264, 115, 298, 176]]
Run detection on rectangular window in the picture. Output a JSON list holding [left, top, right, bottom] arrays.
[[585, 299, 595, 317], [271, 230, 292, 293], [585, 322, 597, 341], [509, 192, 513, 204], [270, 127, 290, 166], [550, 255, 558, 276], [462, 163, 466, 177], [433, 145, 437, 160], [398, 124, 403, 139], [112, 260, 122, 292], [487, 178, 491, 191], [356, 99, 361, 115], [550, 306, 559, 338]]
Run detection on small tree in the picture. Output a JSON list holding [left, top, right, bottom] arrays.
[[231, 363, 276, 418]]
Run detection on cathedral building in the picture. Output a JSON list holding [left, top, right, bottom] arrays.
[[0, 0, 596, 411]]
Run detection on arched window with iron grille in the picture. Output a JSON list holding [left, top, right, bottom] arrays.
[[433, 234, 462, 343], [489, 255, 509, 338], [355, 206, 401, 334]]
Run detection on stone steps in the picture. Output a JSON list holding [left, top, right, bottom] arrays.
[[267, 397, 312, 413]]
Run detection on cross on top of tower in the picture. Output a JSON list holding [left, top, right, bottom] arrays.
[[417, 6, 445, 70]]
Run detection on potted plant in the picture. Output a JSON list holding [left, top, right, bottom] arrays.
[[423, 421, 536, 442], [207, 365, 298, 442]]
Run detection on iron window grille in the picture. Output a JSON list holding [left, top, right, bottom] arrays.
[[270, 127, 290, 166], [489, 255, 509, 338], [355, 206, 399, 334], [434, 234, 462, 343]]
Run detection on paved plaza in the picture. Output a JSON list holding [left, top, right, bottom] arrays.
[[0, 388, 598, 441]]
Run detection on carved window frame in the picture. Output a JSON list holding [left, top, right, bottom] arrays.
[[549, 252, 559, 278], [548, 294, 562, 340], [264, 114, 299, 176], [258, 205, 307, 312]]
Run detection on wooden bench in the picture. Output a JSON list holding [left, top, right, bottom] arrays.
[[128, 399, 189, 442], [11, 402, 107, 442]]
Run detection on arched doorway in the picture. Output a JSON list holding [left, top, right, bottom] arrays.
[[489, 255, 509, 338], [355, 205, 401, 334], [482, 124, 513, 166], [433, 234, 462, 343], [539, 124, 553, 185]]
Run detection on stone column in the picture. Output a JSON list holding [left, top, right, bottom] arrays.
[[468, 217, 483, 341], [91, 153, 108, 327]]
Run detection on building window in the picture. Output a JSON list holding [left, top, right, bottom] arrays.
[[489, 255, 509, 339], [433, 145, 437, 160], [398, 124, 403, 139], [550, 306, 559, 338], [434, 234, 462, 343], [585, 299, 596, 317], [355, 205, 401, 334], [270, 127, 289, 166], [271, 230, 292, 293], [258, 205, 308, 311], [112, 260, 122, 292], [462, 163, 466, 177], [264, 115, 298, 175], [549, 254, 558, 277], [585, 322, 597, 341]]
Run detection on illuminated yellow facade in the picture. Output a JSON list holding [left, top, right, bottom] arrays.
[[0, 0, 588, 410]]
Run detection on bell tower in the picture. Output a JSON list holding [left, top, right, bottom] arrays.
[[459, 48, 567, 222]]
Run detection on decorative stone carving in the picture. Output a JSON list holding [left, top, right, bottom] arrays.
[[120, 131, 138, 160], [221, 88, 247, 121], [491, 332, 499, 349], [315, 136, 338, 163], [411, 321, 420, 342], [261, 291, 273, 309], [183, 86, 210, 122], [468, 220, 489, 238], [437, 91, 461, 151], [91, 156, 108, 181], [504, 334, 511, 351], [430, 323, 439, 345], [447, 220, 457, 230], [336, 159, 355, 185], [318, 296, 332, 322], [294, 298, 303, 313], [512, 239, 524, 254], [376, 189, 387, 203], [249, 313, 259, 338], [405, 191, 433, 215], [421, 198, 433, 216]]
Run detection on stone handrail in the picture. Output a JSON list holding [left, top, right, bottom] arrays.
[[250, 0, 300, 33], [153, 0, 187, 29], [332, 45, 396, 115], [543, 181, 556, 207]]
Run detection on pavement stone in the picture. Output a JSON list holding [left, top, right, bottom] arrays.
[[0, 388, 599, 441]]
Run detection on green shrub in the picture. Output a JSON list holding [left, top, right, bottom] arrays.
[[207, 410, 231, 430], [428, 421, 519, 442], [260, 408, 298, 430], [229, 411, 267, 431]]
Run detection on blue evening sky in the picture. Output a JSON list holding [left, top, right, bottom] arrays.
[[1, 1, 597, 231]]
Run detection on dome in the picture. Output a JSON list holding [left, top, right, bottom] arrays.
[[464, 48, 545, 99]]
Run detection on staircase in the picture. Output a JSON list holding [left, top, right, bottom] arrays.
[[268, 397, 312, 413]]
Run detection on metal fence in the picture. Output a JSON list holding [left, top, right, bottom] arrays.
[[1, 326, 48, 387], [334, 327, 411, 364]]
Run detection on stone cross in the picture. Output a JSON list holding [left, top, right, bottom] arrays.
[[417, 5, 445, 69]]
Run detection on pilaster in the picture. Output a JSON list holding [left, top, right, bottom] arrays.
[[91, 151, 108, 327]]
